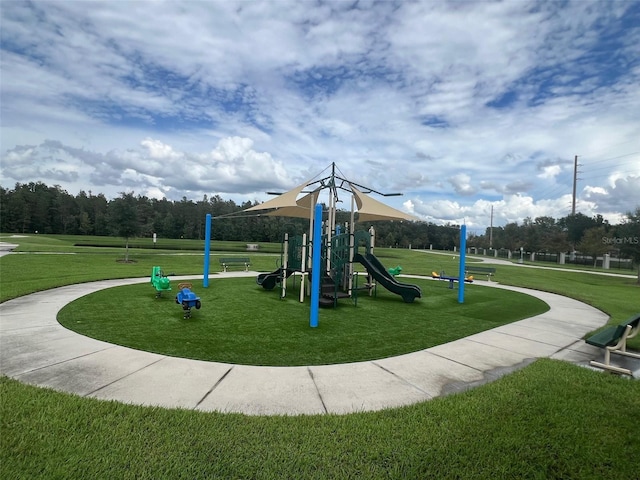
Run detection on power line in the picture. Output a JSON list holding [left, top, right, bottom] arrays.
[[582, 151, 640, 165], [586, 159, 638, 171], [578, 138, 640, 158], [580, 169, 640, 182], [531, 156, 638, 198]]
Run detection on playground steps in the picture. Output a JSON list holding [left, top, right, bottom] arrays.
[[319, 275, 349, 308], [319, 291, 350, 308], [319, 297, 335, 308]]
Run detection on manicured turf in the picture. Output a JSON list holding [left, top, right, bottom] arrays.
[[57, 276, 547, 365], [2, 359, 639, 479], [0, 250, 280, 302], [1, 235, 639, 478]]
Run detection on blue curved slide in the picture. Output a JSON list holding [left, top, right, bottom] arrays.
[[354, 252, 421, 303]]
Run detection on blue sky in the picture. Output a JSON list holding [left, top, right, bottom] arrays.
[[1, 0, 639, 232]]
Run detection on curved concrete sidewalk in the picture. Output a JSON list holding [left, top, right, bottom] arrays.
[[0, 273, 621, 415]]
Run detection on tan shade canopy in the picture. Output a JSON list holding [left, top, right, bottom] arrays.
[[350, 184, 419, 222], [241, 176, 418, 222], [244, 181, 310, 213], [265, 191, 316, 218]]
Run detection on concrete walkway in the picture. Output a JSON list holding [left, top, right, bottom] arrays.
[[1, 272, 637, 416]]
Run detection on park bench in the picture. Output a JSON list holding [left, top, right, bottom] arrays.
[[465, 265, 496, 281], [219, 257, 251, 272], [586, 313, 640, 375]]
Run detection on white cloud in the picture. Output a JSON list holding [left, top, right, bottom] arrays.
[[1, 1, 638, 229], [141, 139, 183, 160], [0, 137, 299, 201], [583, 175, 640, 218], [448, 174, 476, 196], [408, 193, 582, 231], [538, 165, 562, 179]]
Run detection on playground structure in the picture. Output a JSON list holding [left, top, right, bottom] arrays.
[[151, 266, 171, 298], [175, 282, 202, 319], [202, 163, 469, 318], [248, 163, 422, 307], [257, 226, 422, 306]]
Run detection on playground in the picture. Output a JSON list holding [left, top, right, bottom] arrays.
[[202, 163, 429, 314], [59, 165, 549, 366], [58, 275, 548, 366], [1, 164, 639, 476], [1, 234, 640, 478]]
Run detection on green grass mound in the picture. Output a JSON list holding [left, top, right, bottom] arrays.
[[58, 277, 548, 366], [2, 360, 639, 478]]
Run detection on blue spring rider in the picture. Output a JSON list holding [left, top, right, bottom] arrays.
[[175, 283, 202, 319]]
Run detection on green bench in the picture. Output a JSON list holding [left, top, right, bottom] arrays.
[[219, 257, 251, 272], [465, 265, 496, 281], [586, 313, 640, 375]]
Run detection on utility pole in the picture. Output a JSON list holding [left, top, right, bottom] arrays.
[[571, 155, 578, 215], [489, 205, 493, 249]]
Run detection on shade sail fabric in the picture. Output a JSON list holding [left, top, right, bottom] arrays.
[[244, 181, 310, 213], [241, 177, 418, 222], [350, 184, 419, 222], [265, 192, 316, 218]]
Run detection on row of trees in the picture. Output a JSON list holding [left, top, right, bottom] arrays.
[[0, 182, 462, 249], [1, 182, 638, 270], [467, 210, 640, 269]]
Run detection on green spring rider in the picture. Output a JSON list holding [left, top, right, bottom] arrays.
[[151, 266, 172, 298]]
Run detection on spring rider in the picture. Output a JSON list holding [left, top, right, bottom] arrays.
[[175, 283, 202, 319], [388, 265, 403, 276], [151, 266, 172, 298]]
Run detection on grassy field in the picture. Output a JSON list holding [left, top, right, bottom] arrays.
[[0, 233, 283, 253], [0, 234, 281, 301], [2, 360, 639, 479], [1, 234, 639, 478], [57, 277, 547, 365], [2, 233, 637, 346]]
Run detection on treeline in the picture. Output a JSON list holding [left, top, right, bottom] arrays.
[[467, 210, 640, 267], [0, 181, 462, 248], [1, 182, 638, 265]]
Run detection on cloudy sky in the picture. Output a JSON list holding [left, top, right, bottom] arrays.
[[1, 0, 639, 232]]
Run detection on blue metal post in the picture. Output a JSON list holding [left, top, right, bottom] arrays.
[[458, 224, 467, 303], [203, 214, 211, 287], [309, 203, 323, 328]]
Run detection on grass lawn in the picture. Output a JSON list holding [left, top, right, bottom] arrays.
[[2, 360, 639, 479], [1, 234, 639, 478], [0, 248, 280, 302], [57, 277, 547, 365]]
